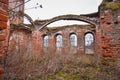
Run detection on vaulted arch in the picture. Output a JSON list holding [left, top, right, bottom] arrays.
[[38, 14, 98, 31]]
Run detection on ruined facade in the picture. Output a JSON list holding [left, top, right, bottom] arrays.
[[0, 0, 120, 79], [8, 0, 120, 58]]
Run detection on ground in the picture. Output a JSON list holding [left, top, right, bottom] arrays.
[[5, 51, 120, 80]]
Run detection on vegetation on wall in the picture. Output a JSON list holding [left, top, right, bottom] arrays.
[[101, 2, 120, 10]]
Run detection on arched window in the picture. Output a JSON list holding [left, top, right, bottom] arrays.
[[56, 34, 63, 48], [85, 33, 94, 54], [43, 35, 49, 47], [70, 34, 77, 47]]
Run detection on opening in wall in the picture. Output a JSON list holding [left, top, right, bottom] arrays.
[[85, 33, 94, 54], [43, 35, 49, 48], [56, 34, 63, 48], [70, 33, 77, 47]]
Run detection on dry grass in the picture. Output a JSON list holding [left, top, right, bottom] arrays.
[[4, 47, 120, 80]]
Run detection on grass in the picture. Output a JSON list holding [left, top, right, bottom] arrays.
[[5, 44, 120, 80]]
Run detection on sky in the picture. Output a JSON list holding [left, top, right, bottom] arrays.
[[24, 0, 103, 27]]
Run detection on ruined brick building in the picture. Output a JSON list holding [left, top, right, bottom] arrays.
[[0, 0, 120, 79]]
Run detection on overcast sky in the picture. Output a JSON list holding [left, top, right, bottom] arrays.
[[24, 0, 103, 26]]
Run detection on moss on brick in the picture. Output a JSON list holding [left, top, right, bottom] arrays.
[[101, 2, 120, 11]]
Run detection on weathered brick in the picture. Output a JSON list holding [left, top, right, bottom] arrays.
[[0, 8, 7, 15], [0, 0, 8, 78], [0, 13, 8, 21], [0, 54, 5, 59], [0, 68, 4, 74], [0, 0, 8, 4], [0, 34, 6, 41], [0, 21, 7, 30], [2, 3, 8, 11], [102, 53, 113, 57]]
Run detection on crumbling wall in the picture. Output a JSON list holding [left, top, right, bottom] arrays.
[[9, 0, 24, 24], [0, 0, 9, 79], [8, 25, 95, 55], [100, 1, 120, 64], [7, 0, 120, 67], [40, 25, 95, 54], [8, 29, 32, 55]]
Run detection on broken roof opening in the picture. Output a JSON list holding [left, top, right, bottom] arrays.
[[24, 0, 103, 20], [47, 20, 88, 28], [37, 14, 98, 31]]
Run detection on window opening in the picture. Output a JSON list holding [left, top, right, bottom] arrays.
[[70, 34, 77, 47], [43, 35, 49, 47], [85, 33, 94, 54], [56, 35, 63, 48]]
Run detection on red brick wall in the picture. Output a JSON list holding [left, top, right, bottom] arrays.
[[8, 25, 95, 55], [8, 0, 120, 66], [9, 0, 24, 24], [8, 9, 120, 65], [99, 9, 120, 64], [0, 0, 9, 79], [8, 30, 31, 54]]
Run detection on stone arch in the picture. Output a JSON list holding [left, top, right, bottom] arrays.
[[38, 14, 97, 31], [17, 11, 35, 29]]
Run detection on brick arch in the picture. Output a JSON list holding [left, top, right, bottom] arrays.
[[38, 14, 97, 31], [55, 33, 63, 40], [84, 31, 95, 40], [69, 32, 78, 37], [42, 34, 48, 38]]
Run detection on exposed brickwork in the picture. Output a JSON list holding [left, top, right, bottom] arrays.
[[0, 0, 9, 79], [9, 0, 24, 24], [8, 29, 31, 55], [9, 25, 95, 55], [7, 0, 120, 67], [0, 0, 8, 4], [100, 1, 120, 64], [8, 3, 120, 66], [0, 13, 8, 21]]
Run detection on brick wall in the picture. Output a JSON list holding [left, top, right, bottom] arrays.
[[99, 1, 120, 64], [7, 0, 120, 67], [8, 25, 95, 55], [9, 0, 24, 24], [0, 0, 9, 79]]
